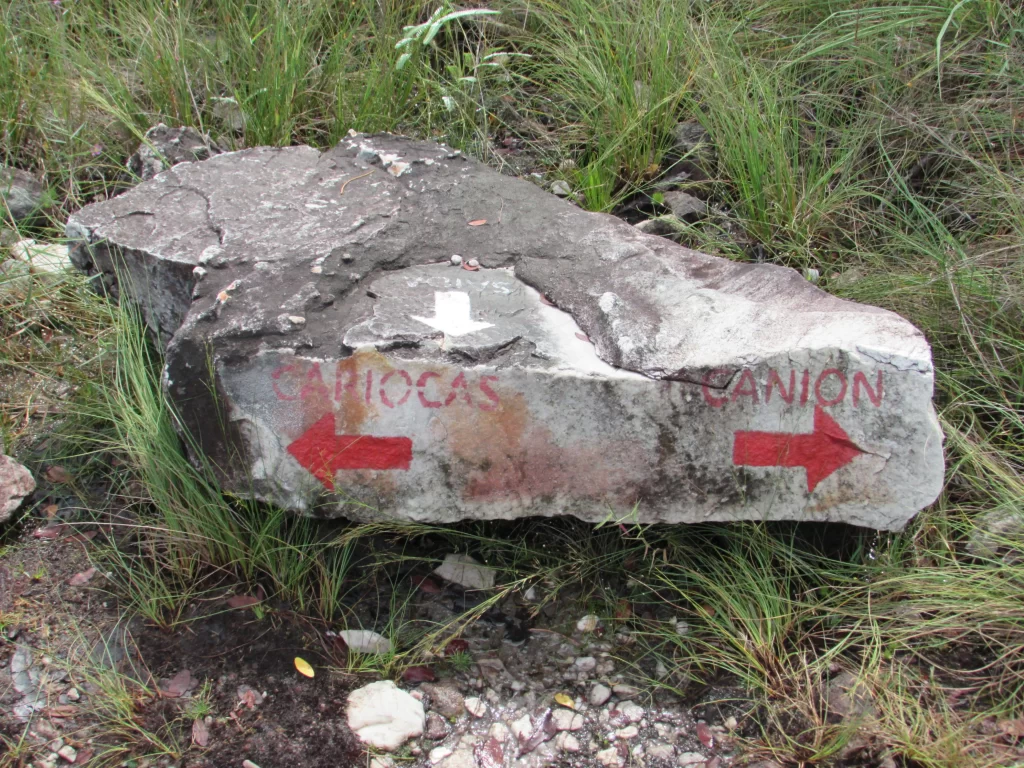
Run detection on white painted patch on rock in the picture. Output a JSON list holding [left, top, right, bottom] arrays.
[[346, 680, 425, 751]]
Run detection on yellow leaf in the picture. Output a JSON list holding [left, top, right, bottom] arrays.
[[294, 657, 315, 678], [554, 692, 575, 709]]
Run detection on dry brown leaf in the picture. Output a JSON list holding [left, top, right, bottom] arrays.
[[554, 692, 575, 709], [226, 595, 261, 609], [696, 720, 714, 749], [68, 567, 97, 586], [44, 503, 59, 519], [159, 669, 197, 698], [999, 719, 1024, 738], [192, 717, 210, 747], [33, 524, 67, 540], [44, 466, 71, 484], [468, 219, 487, 226]]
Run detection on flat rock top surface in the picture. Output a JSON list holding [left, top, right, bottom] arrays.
[[67, 134, 945, 530]]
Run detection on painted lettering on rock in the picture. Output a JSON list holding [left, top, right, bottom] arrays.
[[271, 359, 502, 412], [702, 368, 883, 409]]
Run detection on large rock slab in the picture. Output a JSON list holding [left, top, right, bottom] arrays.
[[66, 134, 944, 530]]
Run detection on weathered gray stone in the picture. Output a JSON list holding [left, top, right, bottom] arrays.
[[66, 134, 944, 530], [1, 167, 44, 222], [0, 455, 35, 523], [128, 123, 222, 182]]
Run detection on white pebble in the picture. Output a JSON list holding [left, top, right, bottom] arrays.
[[576, 614, 600, 633], [450, 254, 463, 265]]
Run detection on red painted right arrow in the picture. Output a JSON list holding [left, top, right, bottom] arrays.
[[732, 406, 864, 492]]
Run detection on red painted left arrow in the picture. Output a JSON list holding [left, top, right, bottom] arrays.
[[287, 413, 412, 490], [732, 406, 864, 492]]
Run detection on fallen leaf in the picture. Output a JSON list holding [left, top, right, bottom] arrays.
[[159, 669, 198, 698], [444, 638, 469, 656], [412, 575, 442, 594], [44, 466, 71, 484], [192, 717, 210, 747], [294, 656, 314, 678], [574, 332, 590, 342], [468, 219, 487, 226], [68, 567, 97, 586], [539, 294, 556, 306], [554, 692, 575, 709], [64, 530, 98, 543], [999, 719, 1024, 738], [44, 503, 59, 519], [242, 761, 262, 768], [461, 262, 480, 271], [474, 737, 504, 768], [237, 684, 264, 709], [696, 720, 715, 749], [614, 599, 632, 620], [44, 705, 78, 718], [33, 524, 67, 540], [402, 665, 436, 683], [226, 595, 261, 609]]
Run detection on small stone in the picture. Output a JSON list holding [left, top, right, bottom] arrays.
[[510, 713, 533, 741], [127, 123, 222, 181], [612, 700, 644, 725], [10, 240, 71, 274], [554, 732, 580, 752], [421, 683, 465, 719], [550, 180, 571, 197], [674, 619, 690, 636], [450, 255, 463, 266], [0, 456, 35, 523], [424, 712, 448, 740], [576, 615, 600, 633], [1, 166, 44, 222], [467, 258, 479, 268], [370, 758, 395, 768], [615, 725, 639, 740], [678, 752, 706, 766], [724, 716, 737, 730], [433, 554, 496, 590], [596, 746, 625, 767], [574, 656, 597, 672], [589, 683, 612, 706], [551, 709, 584, 731], [429, 747, 452, 765], [464, 696, 487, 718], [662, 191, 708, 222], [57, 745, 77, 763], [346, 680, 425, 751], [611, 683, 640, 699], [804, 267, 820, 283], [647, 741, 675, 760]]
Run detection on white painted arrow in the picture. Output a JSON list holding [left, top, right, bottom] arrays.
[[412, 291, 494, 337]]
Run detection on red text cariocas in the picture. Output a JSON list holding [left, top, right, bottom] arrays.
[[272, 360, 501, 412]]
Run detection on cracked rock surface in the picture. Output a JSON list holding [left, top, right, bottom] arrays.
[[66, 133, 943, 529]]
